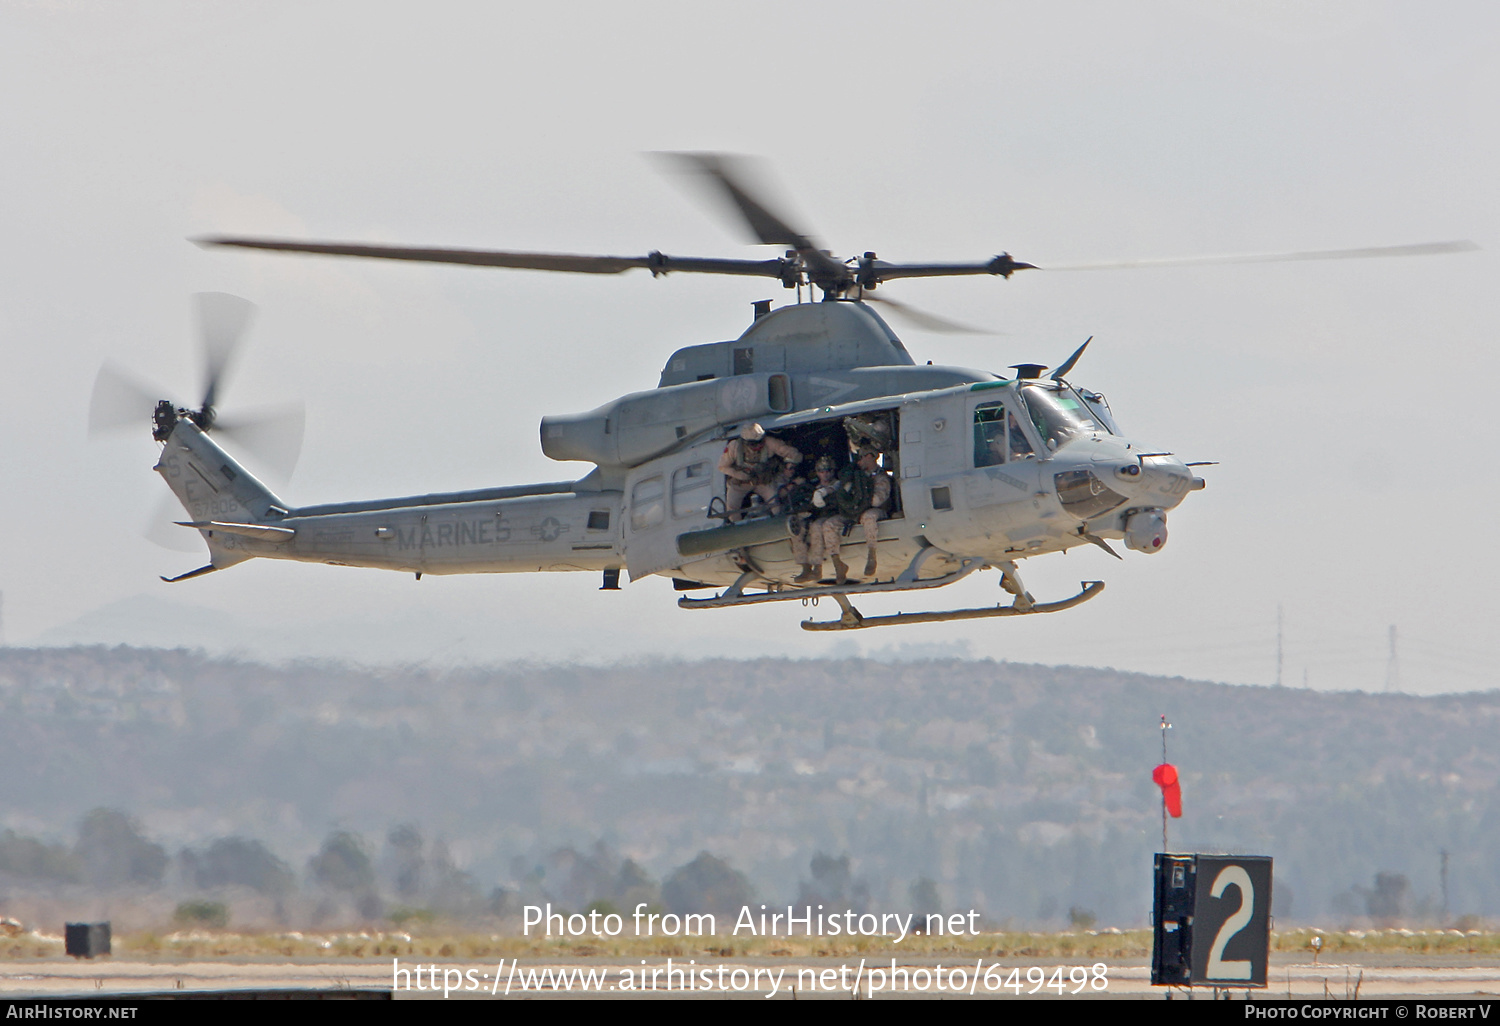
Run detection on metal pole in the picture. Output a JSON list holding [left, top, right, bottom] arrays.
[[1161, 715, 1171, 852], [1441, 849, 1450, 923]]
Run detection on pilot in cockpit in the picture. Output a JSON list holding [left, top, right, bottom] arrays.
[[1004, 412, 1035, 460], [981, 411, 1036, 466]]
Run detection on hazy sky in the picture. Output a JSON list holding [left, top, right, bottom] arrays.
[[3, 1, 1496, 692]]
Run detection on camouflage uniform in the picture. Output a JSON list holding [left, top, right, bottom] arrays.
[[787, 457, 839, 578], [719, 431, 801, 516], [813, 453, 891, 582]]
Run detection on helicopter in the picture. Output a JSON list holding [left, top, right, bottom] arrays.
[[96, 154, 1476, 631]]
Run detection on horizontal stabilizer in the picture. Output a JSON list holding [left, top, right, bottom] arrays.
[[160, 564, 220, 583], [176, 521, 296, 542]]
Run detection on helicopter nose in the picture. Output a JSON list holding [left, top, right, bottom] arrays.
[[1084, 442, 1149, 494], [1136, 454, 1203, 509]]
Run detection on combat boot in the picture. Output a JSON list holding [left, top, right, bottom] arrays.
[[831, 553, 849, 585], [793, 564, 821, 584], [863, 550, 877, 578]]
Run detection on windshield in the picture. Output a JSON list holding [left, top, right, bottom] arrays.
[[1020, 385, 1106, 450]]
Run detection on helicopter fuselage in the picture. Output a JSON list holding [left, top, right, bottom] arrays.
[[153, 300, 1199, 615]]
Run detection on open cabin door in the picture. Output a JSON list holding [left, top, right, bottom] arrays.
[[623, 466, 675, 580], [623, 454, 718, 580]]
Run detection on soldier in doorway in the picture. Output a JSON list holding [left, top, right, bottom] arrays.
[[718, 423, 802, 520], [843, 412, 893, 454], [812, 447, 891, 584], [789, 455, 840, 583]]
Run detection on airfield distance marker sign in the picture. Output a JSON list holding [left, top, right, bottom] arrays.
[[1191, 855, 1273, 987], [1152, 853, 1273, 990]]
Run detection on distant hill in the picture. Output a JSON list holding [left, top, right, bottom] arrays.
[[0, 646, 1495, 927]]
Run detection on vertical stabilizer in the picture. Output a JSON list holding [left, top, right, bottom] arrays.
[[154, 418, 287, 570]]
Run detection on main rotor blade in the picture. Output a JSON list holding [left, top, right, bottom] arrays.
[[656, 152, 819, 251], [1038, 239, 1479, 272], [213, 400, 306, 482], [199, 238, 649, 272], [860, 293, 996, 335], [867, 254, 1038, 282], [89, 362, 167, 436], [196, 292, 256, 413], [195, 237, 789, 280]]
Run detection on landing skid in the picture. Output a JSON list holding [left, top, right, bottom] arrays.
[[799, 580, 1105, 631], [676, 547, 986, 610]]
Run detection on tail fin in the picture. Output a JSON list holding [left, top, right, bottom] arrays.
[[154, 416, 287, 572]]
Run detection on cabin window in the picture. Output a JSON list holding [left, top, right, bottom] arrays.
[[733, 347, 754, 375], [587, 510, 610, 531], [930, 486, 953, 511], [973, 401, 1035, 467], [630, 475, 665, 531], [671, 462, 712, 519]]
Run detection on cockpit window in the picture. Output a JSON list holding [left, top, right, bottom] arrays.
[[1020, 385, 1107, 450], [1078, 390, 1120, 434], [974, 401, 1036, 467]]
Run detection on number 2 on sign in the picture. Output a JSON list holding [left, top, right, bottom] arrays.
[[1207, 865, 1254, 980]]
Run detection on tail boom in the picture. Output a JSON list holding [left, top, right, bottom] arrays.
[[155, 418, 623, 578]]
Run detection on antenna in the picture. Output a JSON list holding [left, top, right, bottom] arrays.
[[1276, 603, 1283, 687], [1385, 625, 1399, 693]]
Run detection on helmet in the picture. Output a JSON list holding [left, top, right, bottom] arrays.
[[740, 423, 766, 442], [855, 445, 880, 460], [815, 455, 837, 472]]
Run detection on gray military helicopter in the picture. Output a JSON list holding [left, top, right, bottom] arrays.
[[97, 155, 1475, 630]]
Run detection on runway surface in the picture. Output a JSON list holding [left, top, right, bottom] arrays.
[[3, 955, 1499, 1000]]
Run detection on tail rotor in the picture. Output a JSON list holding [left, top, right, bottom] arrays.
[[88, 293, 304, 548]]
